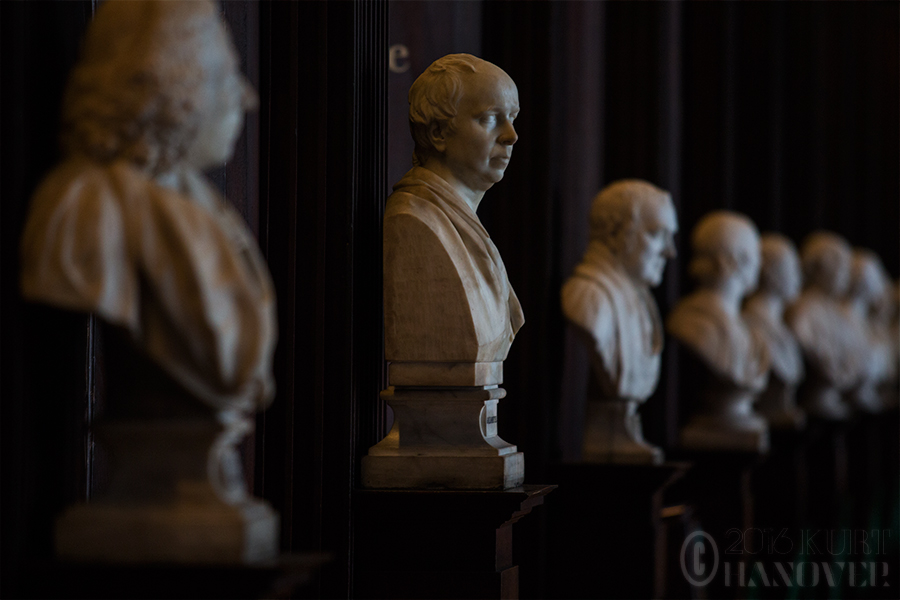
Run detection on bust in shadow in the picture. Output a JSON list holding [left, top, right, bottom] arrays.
[[561, 180, 677, 464], [843, 249, 892, 413], [743, 233, 806, 430], [786, 232, 859, 421], [667, 211, 770, 453], [20, 0, 278, 564]]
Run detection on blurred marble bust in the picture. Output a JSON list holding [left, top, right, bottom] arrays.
[[666, 211, 769, 452], [21, 0, 274, 414], [561, 180, 677, 464], [20, 0, 277, 563], [786, 232, 859, 420], [843, 249, 892, 413], [743, 234, 806, 429], [383, 53, 524, 387]]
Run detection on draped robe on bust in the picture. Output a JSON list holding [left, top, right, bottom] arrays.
[[20, 157, 277, 412], [561, 242, 662, 401], [667, 293, 769, 393], [787, 290, 862, 390], [383, 166, 524, 363], [743, 299, 804, 386]]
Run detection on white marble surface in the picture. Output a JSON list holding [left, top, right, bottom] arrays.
[[787, 232, 859, 420], [20, 0, 278, 563], [367, 54, 524, 489], [561, 180, 677, 464], [743, 233, 806, 429], [843, 249, 892, 413], [667, 211, 769, 453]]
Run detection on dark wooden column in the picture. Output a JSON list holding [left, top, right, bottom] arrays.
[[257, 1, 387, 597], [0, 3, 96, 596], [353, 485, 555, 599]]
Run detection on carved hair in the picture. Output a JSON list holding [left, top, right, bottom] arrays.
[[60, 0, 241, 174], [688, 211, 760, 286], [848, 248, 887, 303], [800, 231, 852, 294], [408, 53, 484, 167], [589, 180, 673, 256], [757, 233, 801, 295]]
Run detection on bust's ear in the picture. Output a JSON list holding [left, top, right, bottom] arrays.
[[428, 121, 448, 154]]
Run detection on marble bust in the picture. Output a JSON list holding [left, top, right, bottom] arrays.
[[666, 211, 770, 452], [561, 180, 677, 464], [364, 54, 524, 489], [383, 53, 524, 387], [786, 232, 859, 420], [20, 0, 278, 563], [843, 249, 892, 413], [743, 234, 806, 429]]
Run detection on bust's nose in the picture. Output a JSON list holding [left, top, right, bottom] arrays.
[[499, 121, 518, 146], [664, 234, 677, 259]]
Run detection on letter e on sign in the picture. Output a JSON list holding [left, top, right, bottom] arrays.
[[389, 44, 410, 73]]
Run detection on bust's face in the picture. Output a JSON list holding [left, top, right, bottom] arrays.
[[621, 199, 678, 287], [439, 67, 520, 195], [735, 245, 762, 296], [850, 258, 886, 304], [771, 249, 802, 301], [185, 67, 254, 171]]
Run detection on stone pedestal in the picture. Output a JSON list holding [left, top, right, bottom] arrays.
[[680, 392, 770, 453], [56, 419, 279, 565], [544, 462, 687, 599], [362, 386, 524, 490], [801, 377, 852, 421], [756, 379, 806, 430], [581, 400, 664, 465], [353, 485, 554, 599]]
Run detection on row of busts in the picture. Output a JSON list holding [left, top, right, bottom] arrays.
[[751, 231, 898, 422], [563, 180, 898, 462]]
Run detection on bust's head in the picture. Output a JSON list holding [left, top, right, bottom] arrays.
[[408, 54, 519, 198], [589, 179, 678, 287], [800, 231, 852, 297], [847, 249, 887, 306], [757, 233, 802, 301], [60, 0, 256, 175], [688, 211, 760, 296]]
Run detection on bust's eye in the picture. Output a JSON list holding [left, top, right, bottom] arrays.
[[480, 114, 497, 126]]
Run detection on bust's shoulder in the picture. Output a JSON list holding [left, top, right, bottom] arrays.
[[385, 188, 450, 226], [561, 270, 617, 339], [666, 293, 724, 347]]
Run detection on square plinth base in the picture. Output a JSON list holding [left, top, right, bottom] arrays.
[[361, 452, 524, 490], [56, 500, 279, 565], [680, 422, 769, 453]]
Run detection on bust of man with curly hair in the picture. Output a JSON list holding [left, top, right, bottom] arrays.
[[20, 0, 278, 564], [383, 53, 524, 387]]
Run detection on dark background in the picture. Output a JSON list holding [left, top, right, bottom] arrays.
[[2, 1, 897, 598]]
